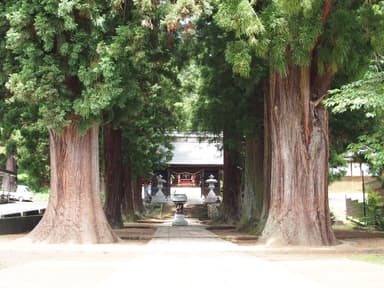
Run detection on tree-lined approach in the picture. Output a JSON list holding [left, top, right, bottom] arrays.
[[0, 0, 383, 245]]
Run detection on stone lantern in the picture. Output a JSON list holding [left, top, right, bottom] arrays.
[[151, 174, 168, 203], [171, 193, 188, 226], [204, 174, 218, 203]]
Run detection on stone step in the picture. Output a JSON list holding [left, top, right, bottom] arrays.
[[183, 204, 209, 220]]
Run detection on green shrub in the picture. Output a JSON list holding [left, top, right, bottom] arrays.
[[361, 192, 384, 230]]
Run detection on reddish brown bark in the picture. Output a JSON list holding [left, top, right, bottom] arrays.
[[262, 80, 272, 229], [240, 81, 270, 233], [28, 123, 118, 243], [2, 155, 17, 192], [261, 64, 336, 246], [104, 124, 123, 228], [238, 134, 264, 231], [321, 0, 333, 24], [121, 163, 135, 220], [223, 135, 242, 224]]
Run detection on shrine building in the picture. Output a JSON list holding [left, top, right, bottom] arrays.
[[156, 133, 223, 204]]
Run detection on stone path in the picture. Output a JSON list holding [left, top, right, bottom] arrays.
[[148, 223, 235, 250], [99, 223, 320, 288], [0, 221, 383, 288]]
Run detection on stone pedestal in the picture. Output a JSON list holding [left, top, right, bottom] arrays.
[[205, 192, 218, 203], [207, 203, 220, 219], [152, 192, 167, 204], [171, 194, 188, 226], [172, 213, 188, 226]]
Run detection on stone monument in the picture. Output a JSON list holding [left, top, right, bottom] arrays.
[[151, 174, 168, 204], [204, 174, 218, 203]]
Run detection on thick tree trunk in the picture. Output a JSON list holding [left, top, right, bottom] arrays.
[[121, 163, 135, 221], [261, 65, 336, 246], [261, 81, 272, 231], [28, 124, 118, 243], [104, 124, 123, 228], [2, 155, 17, 192], [238, 134, 264, 231], [223, 137, 242, 224]]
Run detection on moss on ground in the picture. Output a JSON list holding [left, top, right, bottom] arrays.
[[351, 254, 384, 265]]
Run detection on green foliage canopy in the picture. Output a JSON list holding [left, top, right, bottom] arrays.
[[327, 55, 384, 115], [191, 8, 266, 147], [327, 54, 384, 174], [212, 0, 383, 79], [98, 1, 184, 179], [1, 1, 185, 187], [5, 0, 115, 131]]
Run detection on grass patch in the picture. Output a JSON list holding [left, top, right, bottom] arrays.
[[33, 193, 49, 202], [333, 222, 356, 231], [351, 254, 384, 265], [33, 187, 50, 202]]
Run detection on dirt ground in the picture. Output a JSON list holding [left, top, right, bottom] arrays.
[[1, 222, 384, 254], [3, 224, 383, 249], [206, 225, 384, 262], [0, 222, 383, 288], [1, 225, 383, 288], [208, 225, 384, 244]]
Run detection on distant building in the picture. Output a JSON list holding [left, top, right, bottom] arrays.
[[155, 133, 223, 203], [345, 162, 372, 177], [343, 152, 374, 177]]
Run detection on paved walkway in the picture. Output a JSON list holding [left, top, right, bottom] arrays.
[[0, 221, 383, 288], [148, 222, 236, 250]]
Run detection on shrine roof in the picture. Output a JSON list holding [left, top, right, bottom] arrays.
[[168, 134, 223, 166]]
